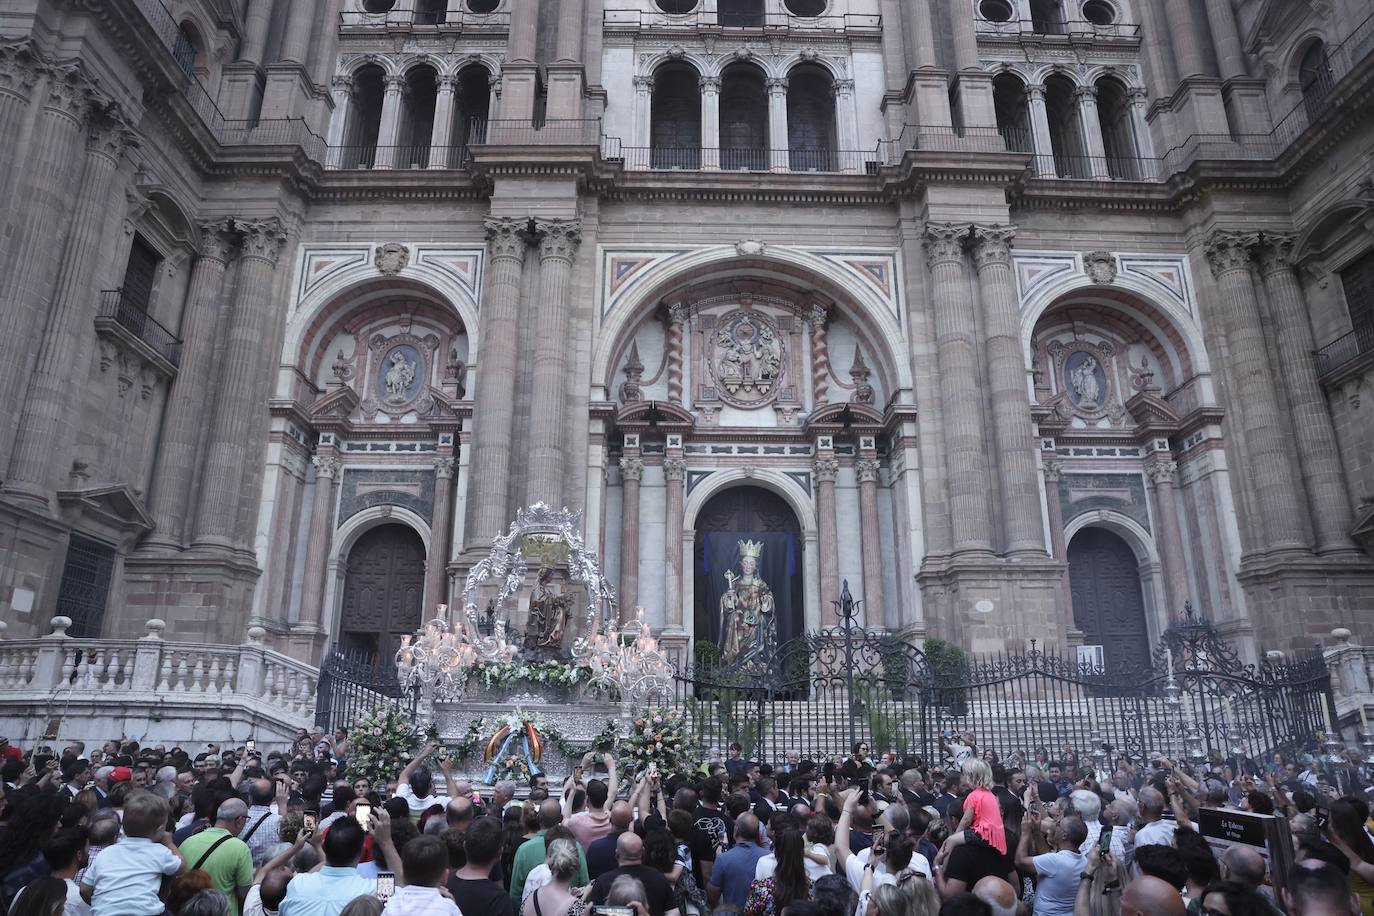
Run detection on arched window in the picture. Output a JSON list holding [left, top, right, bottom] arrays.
[[175, 21, 204, 79], [719, 0, 765, 27], [1044, 75, 1086, 178], [719, 63, 769, 171], [452, 65, 492, 156], [346, 64, 386, 169], [1030, 0, 1066, 34], [1299, 41, 1334, 121], [786, 64, 836, 171], [993, 72, 1032, 152], [651, 62, 702, 169], [415, 0, 446, 24], [1095, 77, 1137, 179], [400, 66, 439, 169]]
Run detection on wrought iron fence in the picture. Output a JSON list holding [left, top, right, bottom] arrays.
[[97, 289, 182, 367], [314, 648, 417, 730], [1315, 324, 1374, 378]]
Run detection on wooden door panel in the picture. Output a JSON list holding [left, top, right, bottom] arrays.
[[340, 524, 427, 668], [1068, 527, 1150, 670]]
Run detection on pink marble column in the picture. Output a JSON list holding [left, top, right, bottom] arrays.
[[296, 451, 341, 634], [424, 455, 456, 615], [1042, 457, 1070, 614], [814, 451, 841, 620], [525, 219, 582, 506], [666, 304, 685, 405], [618, 454, 643, 621], [663, 454, 687, 630], [855, 457, 886, 625], [809, 305, 830, 408], [1146, 459, 1190, 617]]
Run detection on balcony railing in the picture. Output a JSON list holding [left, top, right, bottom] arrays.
[[470, 118, 603, 146], [1028, 152, 1160, 182], [603, 7, 879, 32], [974, 17, 1141, 39], [338, 7, 510, 29], [612, 146, 879, 174], [97, 290, 182, 367], [1315, 325, 1374, 379], [881, 124, 1017, 156]]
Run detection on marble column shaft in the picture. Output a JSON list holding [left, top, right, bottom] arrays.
[[0, 42, 42, 213], [945, 0, 979, 71], [525, 219, 582, 506], [1165, 0, 1212, 80], [425, 456, 456, 612], [374, 77, 404, 168], [429, 77, 456, 169], [971, 225, 1044, 557], [809, 307, 830, 407], [663, 455, 686, 630], [1255, 237, 1356, 554], [699, 77, 720, 171], [7, 113, 131, 500], [767, 78, 789, 172], [507, 0, 538, 63], [194, 218, 289, 548], [1202, 0, 1246, 81], [467, 218, 528, 544], [239, 0, 275, 66], [923, 223, 994, 554], [905, 0, 938, 69], [1146, 460, 1189, 615], [814, 453, 840, 616], [1203, 230, 1308, 552], [297, 453, 341, 629], [618, 455, 643, 620], [856, 458, 886, 623], [277, 0, 317, 65], [554, 0, 584, 62], [146, 221, 237, 547], [666, 305, 685, 404]]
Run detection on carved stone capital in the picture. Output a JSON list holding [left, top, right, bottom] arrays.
[[1026, 83, 1046, 100], [86, 110, 136, 162], [1203, 230, 1258, 278], [312, 455, 342, 479], [663, 457, 687, 482], [1145, 460, 1178, 485], [632, 75, 654, 92], [620, 457, 644, 482], [237, 217, 288, 265], [813, 456, 840, 482], [831, 78, 855, 97], [196, 218, 238, 263], [970, 224, 1016, 269], [1073, 85, 1098, 102], [534, 218, 582, 263], [1042, 457, 1063, 482], [331, 74, 354, 93], [699, 76, 720, 94], [766, 77, 789, 94], [384, 74, 406, 92], [667, 302, 688, 326], [44, 63, 100, 122], [433, 456, 456, 479], [484, 216, 527, 262], [1253, 233, 1299, 277], [923, 222, 972, 268], [856, 458, 880, 483], [0, 40, 43, 96]]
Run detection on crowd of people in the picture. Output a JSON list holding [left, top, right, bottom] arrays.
[[0, 727, 1370, 916]]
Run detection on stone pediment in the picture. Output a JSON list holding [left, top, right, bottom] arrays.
[[310, 385, 360, 422], [805, 401, 884, 432], [1125, 389, 1181, 435], [56, 485, 154, 546], [615, 400, 695, 431]]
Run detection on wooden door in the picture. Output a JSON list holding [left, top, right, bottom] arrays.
[[339, 524, 426, 668], [1068, 527, 1151, 670]]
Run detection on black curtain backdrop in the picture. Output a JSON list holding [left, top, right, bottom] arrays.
[[699, 531, 797, 651]]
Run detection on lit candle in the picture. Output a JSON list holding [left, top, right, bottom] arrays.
[[437, 603, 447, 617], [1165, 647, 1174, 674], [1361, 705, 1369, 732], [1323, 698, 1335, 735]]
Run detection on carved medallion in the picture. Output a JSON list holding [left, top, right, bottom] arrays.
[[708, 309, 785, 409], [1047, 339, 1118, 422], [374, 242, 410, 275]]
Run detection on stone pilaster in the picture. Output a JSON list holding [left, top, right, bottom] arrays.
[[295, 452, 341, 635], [1042, 457, 1069, 596], [855, 457, 886, 625], [5, 109, 133, 505], [144, 220, 237, 550], [814, 452, 841, 618], [525, 218, 582, 507], [618, 455, 643, 621], [923, 223, 994, 556], [663, 454, 687, 631], [970, 225, 1045, 558], [1254, 235, 1358, 556], [425, 456, 456, 614], [193, 217, 289, 551], [1203, 230, 1309, 556], [466, 217, 528, 547], [1146, 459, 1190, 616]]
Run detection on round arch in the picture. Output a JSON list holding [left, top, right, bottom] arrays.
[[1294, 200, 1370, 262], [592, 245, 913, 397], [680, 468, 821, 638], [321, 505, 433, 643], [1062, 509, 1166, 648]]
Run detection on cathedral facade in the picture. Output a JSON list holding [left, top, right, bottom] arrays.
[[1, 0, 1373, 674]]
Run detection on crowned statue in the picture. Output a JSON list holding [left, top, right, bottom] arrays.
[[524, 564, 573, 661], [719, 539, 777, 668]]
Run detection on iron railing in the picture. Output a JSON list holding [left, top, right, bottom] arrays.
[[974, 17, 1142, 39], [339, 7, 511, 28], [603, 8, 880, 32], [1315, 324, 1374, 378], [882, 125, 1015, 156], [469, 118, 603, 146], [1028, 152, 1160, 181], [613, 146, 879, 174], [315, 648, 418, 730], [97, 290, 182, 367]]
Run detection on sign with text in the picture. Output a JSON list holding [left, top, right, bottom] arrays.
[[1199, 807, 1295, 899]]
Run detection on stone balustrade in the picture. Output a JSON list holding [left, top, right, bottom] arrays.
[[0, 618, 318, 749], [1326, 627, 1374, 732]]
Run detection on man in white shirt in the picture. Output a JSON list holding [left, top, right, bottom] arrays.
[[13, 827, 92, 916], [280, 813, 401, 916], [1133, 788, 1177, 849], [383, 835, 459, 915], [397, 741, 455, 816], [1015, 813, 1086, 916]]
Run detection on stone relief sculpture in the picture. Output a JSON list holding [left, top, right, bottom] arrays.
[[1070, 355, 1102, 407], [383, 349, 417, 401], [710, 311, 784, 407]]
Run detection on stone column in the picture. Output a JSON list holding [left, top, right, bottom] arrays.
[[633, 76, 653, 156], [905, 0, 938, 69], [1127, 89, 1157, 176], [429, 76, 456, 169], [1164, 0, 1212, 80], [525, 219, 582, 506], [144, 220, 238, 550], [239, 0, 275, 67], [296, 453, 341, 633], [809, 305, 830, 408], [767, 77, 789, 172], [666, 304, 686, 405], [663, 454, 687, 631], [1042, 457, 1066, 561], [971, 225, 1045, 557], [374, 76, 405, 169], [467, 217, 528, 545], [5, 111, 132, 505], [700, 76, 720, 170], [424, 456, 456, 610], [856, 457, 886, 623], [618, 455, 643, 619], [1074, 87, 1112, 179], [1026, 85, 1057, 177], [923, 223, 994, 556], [814, 451, 841, 617], [325, 76, 353, 167], [1255, 235, 1357, 555], [832, 79, 859, 170], [1146, 459, 1189, 616], [277, 0, 317, 65], [0, 42, 43, 209], [1202, 230, 1309, 555], [193, 218, 289, 550], [1202, 0, 1246, 81]]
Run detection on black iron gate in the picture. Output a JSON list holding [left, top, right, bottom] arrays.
[[314, 648, 418, 730]]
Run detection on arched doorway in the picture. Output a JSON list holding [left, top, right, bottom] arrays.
[[693, 485, 804, 659], [1067, 528, 1150, 670], [338, 523, 425, 663]]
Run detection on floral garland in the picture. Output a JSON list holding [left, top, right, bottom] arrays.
[[449, 711, 623, 764], [472, 659, 593, 691], [624, 707, 699, 774], [346, 704, 421, 785]]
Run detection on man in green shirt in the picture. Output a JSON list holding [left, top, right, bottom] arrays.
[[179, 797, 255, 916], [509, 798, 589, 911]]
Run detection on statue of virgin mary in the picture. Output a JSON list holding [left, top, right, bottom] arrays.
[[719, 539, 776, 668]]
